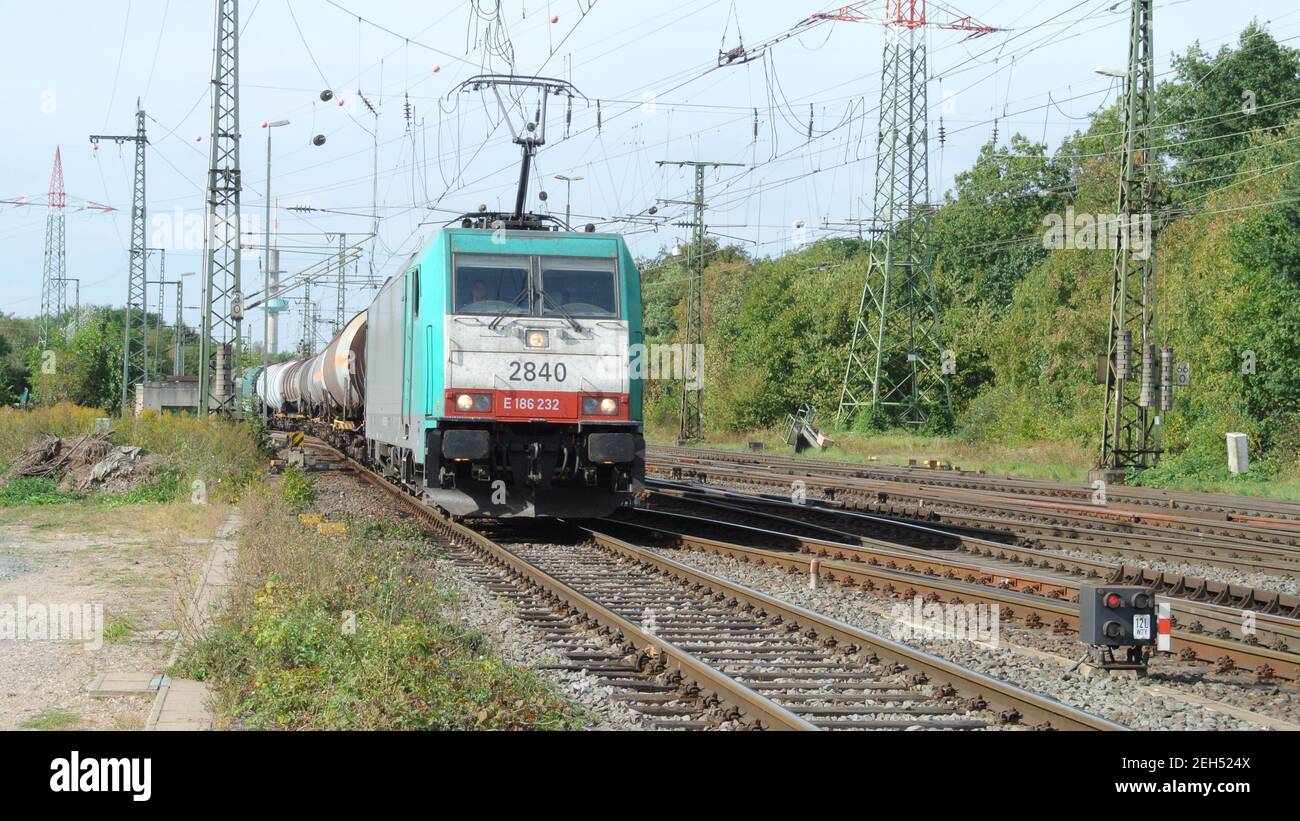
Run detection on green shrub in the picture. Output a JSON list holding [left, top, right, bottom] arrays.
[[279, 464, 316, 511]]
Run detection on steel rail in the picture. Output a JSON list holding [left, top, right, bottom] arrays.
[[648, 465, 1300, 569], [583, 528, 1125, 731], [316, 443, 816, 730], [302, 437, 1120, 729], [648, 445, 1300, 523], [644, 484, 1300, 618], [599, 517, 1300, 681]]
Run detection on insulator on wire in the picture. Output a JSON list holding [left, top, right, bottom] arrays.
[[753, 108, 759, 142], [1139, 343, 1156, 407], [938, 117, 946, 147], [807, 104, 814, 140], [1115, 331, 1133, 380], [991, 118, 999, 146], [565, 97, 572, 138], [597, 100, 602, 133], [1160, 347, 1174, 411]]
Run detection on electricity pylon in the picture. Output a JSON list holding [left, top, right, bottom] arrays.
[[91, 104, 149, 412], [39, 148, 67, 349], [1098, 0, 1161, 474], [199, 0, 243, 414], [829, 1, 996, 428], [656, 160, 744, 443]]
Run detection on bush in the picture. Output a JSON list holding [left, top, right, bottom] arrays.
[[279, 464, 316, 511]]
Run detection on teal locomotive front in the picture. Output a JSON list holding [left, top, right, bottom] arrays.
[[364, 226, 645, 518]]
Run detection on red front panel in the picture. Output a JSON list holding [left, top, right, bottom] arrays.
[[499, 391, 576, 419], [444, 389, 629, 422]]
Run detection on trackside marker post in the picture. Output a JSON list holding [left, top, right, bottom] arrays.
[[1157, 602, 1171, 652], [809, 558, 821, 590]]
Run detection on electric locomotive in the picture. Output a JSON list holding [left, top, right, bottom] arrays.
[[251, 214, 646, 518], [249, 73, 644, 517]]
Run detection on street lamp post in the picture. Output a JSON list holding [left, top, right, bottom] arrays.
[[554, 174, 584, 228], [262, 119, 290, 376]]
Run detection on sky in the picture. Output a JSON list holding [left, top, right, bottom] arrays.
[[1, 0, 1297, 353]]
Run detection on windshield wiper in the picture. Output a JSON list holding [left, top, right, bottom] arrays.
[[541, 291, 584, 333], [487, 288, 531, 330]]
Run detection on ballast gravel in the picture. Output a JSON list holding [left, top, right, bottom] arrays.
[[435, 554, 658, 731], [640, 543, 1300, 731]]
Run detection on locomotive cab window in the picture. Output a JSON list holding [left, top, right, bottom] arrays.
[[540, 257, 619, 318], [453, 254, 531, 316]]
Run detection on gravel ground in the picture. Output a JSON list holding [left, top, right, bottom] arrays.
[[0, 504, 224, 730], [434, 553, 655, 731], [639, 543, 1300, 730], [305, 464, 420, 521]]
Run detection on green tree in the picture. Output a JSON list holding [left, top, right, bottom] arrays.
[[931, 135, 1068, 310], [29, 312, 122, 413], [930, 134, 1070, 408], [1157, 22, 1300, 199]]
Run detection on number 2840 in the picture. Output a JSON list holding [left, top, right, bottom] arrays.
[[507, 361, 567, 383]]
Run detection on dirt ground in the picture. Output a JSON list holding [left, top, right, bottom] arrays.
[[0, 500, 226, 730]]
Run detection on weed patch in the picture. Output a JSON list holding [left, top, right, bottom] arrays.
[[174, 487, 587, 730]]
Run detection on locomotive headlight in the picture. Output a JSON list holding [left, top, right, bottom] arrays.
[[452, 393, 492, 412], [526, 329, 549, 349], [582, 395, 619, 416]]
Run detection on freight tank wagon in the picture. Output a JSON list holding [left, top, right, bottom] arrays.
[[364, 225, 645, 517]]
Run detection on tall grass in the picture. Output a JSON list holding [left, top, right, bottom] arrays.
[[0, 403, 265, 501], [174, 487, 587, 730], [116, 411, 266, 498], [0, 403, 101, 471]]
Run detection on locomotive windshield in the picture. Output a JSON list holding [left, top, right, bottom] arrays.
[[540, 257, 618, 318], [454, 254, 530, 315], [452, 253, 620, 318]]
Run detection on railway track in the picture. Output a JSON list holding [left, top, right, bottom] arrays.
[[299, 437, 1121, 731], [646, 457, 1300, 574], [600, 491, 1300, 681], [649, 445, 1300, 525], [646, 480, 1300, 619]]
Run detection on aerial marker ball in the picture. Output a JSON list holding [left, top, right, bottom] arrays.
[[550, 15, 559, 23], [320, 89, 334, 102], [431, 64, 441, 73], [312, 134, 327, 146]]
